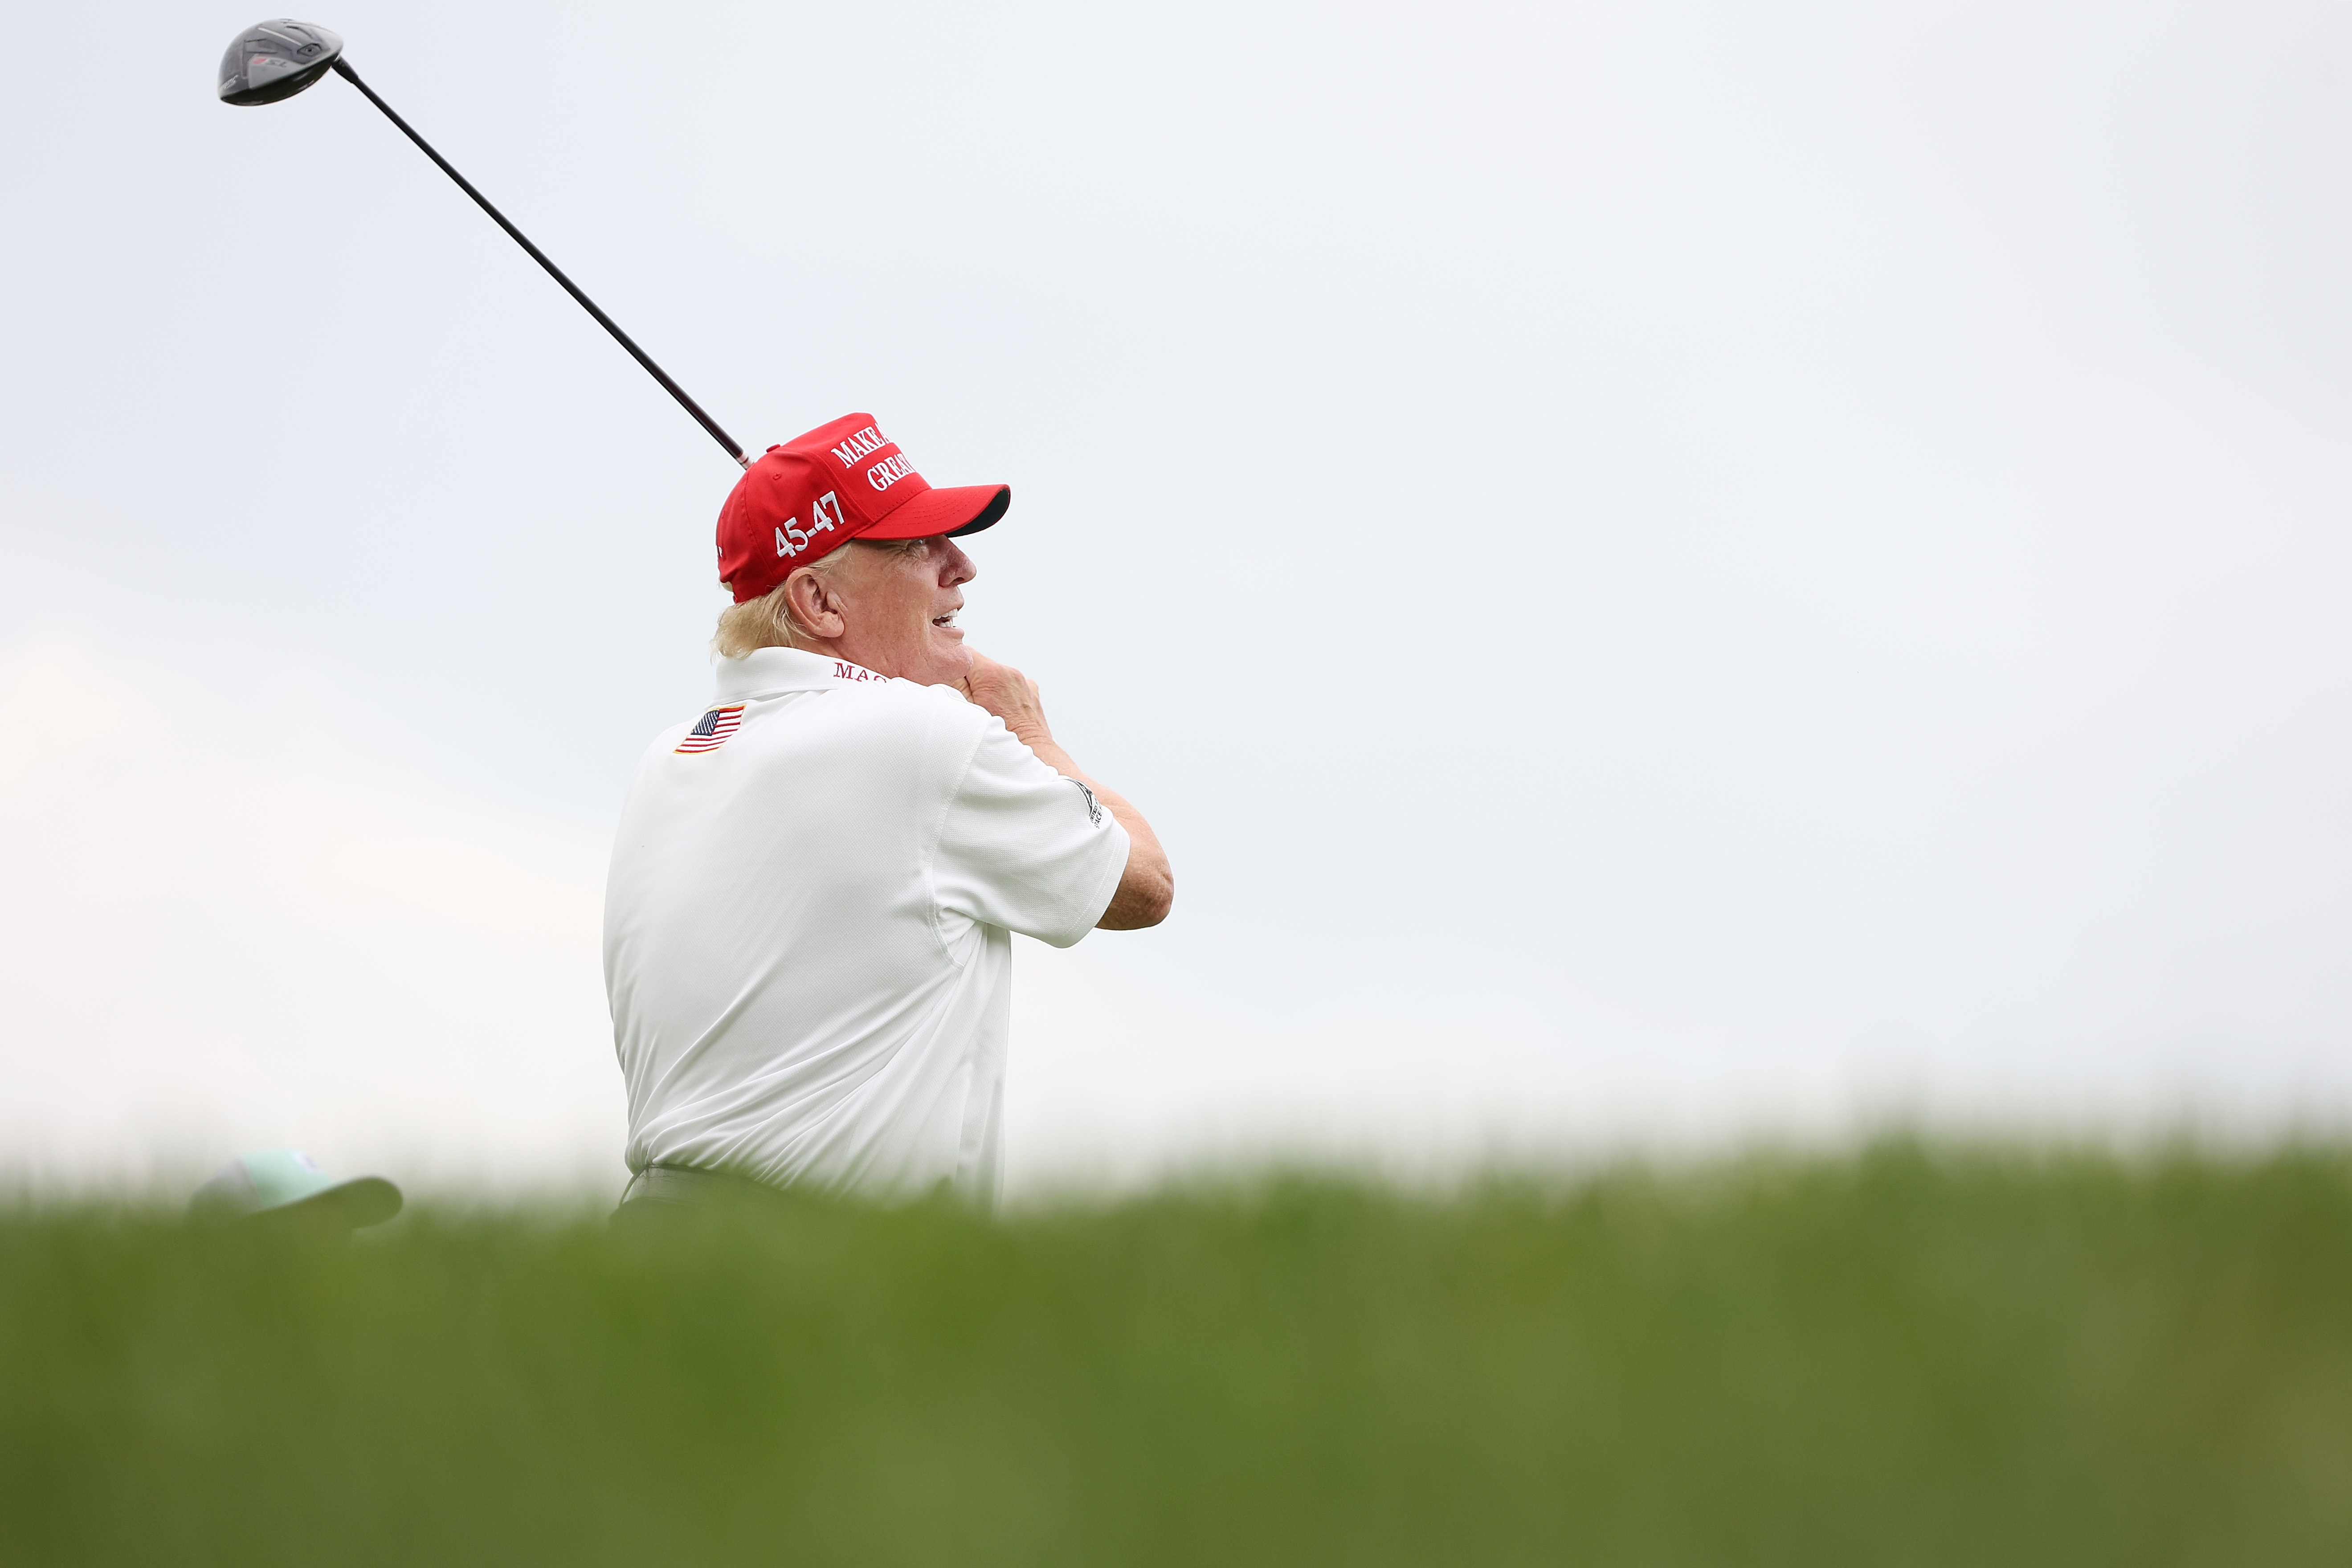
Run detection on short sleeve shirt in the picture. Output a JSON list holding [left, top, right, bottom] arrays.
[[602, 648, 1130, 1204]]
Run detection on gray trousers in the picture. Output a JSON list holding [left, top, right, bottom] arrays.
[[611, 1165, 789, 1228]]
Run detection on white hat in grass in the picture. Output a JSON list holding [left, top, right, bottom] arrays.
[[188, 1148, 403, 1229]]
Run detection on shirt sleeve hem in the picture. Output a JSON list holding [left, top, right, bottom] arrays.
[[1039, 821, 1132, 951]]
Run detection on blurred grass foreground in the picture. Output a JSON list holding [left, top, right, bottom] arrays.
[[7, 1144, 2352, 1566]]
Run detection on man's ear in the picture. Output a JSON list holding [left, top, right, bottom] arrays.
[[784, 564, 848, 641]]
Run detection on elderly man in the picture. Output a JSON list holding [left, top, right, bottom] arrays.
[[603, 414, 1171, 1216]]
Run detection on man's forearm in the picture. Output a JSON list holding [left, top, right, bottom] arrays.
[[959, 649, 1172, 929], [1025, 738, 1172, 930]]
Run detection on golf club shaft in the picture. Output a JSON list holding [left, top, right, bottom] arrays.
[[328, 58, 749, 469]]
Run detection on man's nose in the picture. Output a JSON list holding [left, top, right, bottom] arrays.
[[941, 543, 977, 585]]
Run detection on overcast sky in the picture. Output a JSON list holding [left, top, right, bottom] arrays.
[[4, 0, 2350, 1196]]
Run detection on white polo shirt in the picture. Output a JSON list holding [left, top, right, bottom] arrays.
[[603, 647, 1130, 1205]]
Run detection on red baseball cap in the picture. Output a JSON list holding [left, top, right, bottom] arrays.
[[715, 414, 1010, 604]]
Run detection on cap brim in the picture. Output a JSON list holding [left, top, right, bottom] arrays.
[[861, 483, 1009, 541], [275, 1175, 404, 1230]]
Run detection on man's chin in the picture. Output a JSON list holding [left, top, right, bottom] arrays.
[[920, 637, 975, 686]]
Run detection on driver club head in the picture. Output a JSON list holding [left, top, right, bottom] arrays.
[[217, 20, 343, 106]]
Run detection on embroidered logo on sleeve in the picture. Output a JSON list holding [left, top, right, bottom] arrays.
[[674, 705, 744, 754], [1070, 778, 1105, 827]]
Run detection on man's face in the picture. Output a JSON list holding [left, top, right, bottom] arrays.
[[829, 537, 978, 686]]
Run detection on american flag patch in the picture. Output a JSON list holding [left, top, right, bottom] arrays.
[[674, 705, 744, 755]]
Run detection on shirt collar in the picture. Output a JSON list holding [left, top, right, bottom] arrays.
[[713, 647, 895, 702]]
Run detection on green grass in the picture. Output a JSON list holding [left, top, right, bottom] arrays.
[[6, 1142, 2352, 1566]]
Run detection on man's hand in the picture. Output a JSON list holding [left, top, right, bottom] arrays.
[[960, 651, 1055, 751], [959, 649, 1173, 930]]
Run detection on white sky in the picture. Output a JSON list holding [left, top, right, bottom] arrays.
[[4, 0, 2350, 1196]]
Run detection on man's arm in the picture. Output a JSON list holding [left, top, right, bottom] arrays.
[[960, 652, 1173, 930]]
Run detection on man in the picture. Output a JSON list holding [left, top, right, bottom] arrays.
[[603, 414, 1172, 1215]]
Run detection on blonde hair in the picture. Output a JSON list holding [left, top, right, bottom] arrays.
[[712, 538, 927, 659]]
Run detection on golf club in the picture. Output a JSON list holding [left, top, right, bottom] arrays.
[[218, 19, 750, 468]]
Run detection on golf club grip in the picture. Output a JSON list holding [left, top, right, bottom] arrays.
[[329, 59, 750, 469]]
